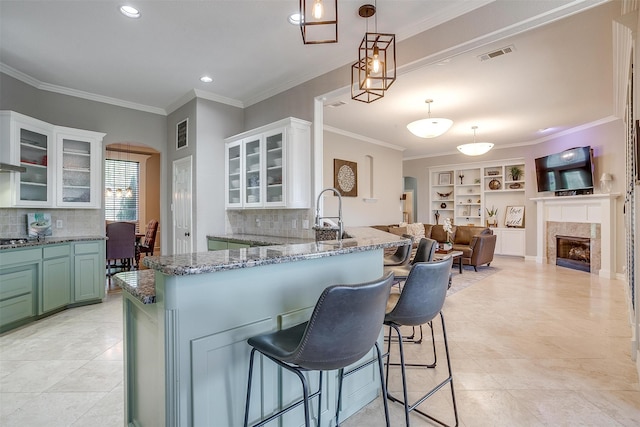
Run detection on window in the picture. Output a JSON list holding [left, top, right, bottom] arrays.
[[105, 159, 139, 225]]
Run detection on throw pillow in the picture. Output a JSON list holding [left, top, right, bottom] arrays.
[[407, 222, 425, 240]]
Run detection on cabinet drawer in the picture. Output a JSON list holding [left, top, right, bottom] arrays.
[[0, 294, 34, 325], [75, 241, 101, 254], [0, 267, 36, 300], [43, 244, 70, 259], [0, 248, 41, 266]]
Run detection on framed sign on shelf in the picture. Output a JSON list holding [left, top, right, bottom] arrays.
[[438, 172, 452, 185], [176, 118, 188, 150], [505, 205, 525, 228]]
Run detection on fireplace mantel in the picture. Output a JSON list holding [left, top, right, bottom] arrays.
[[531, 193, 620, 278]]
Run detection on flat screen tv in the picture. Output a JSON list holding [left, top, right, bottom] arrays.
[[535, 146, 594, 193]]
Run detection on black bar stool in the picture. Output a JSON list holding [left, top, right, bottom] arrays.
[[243, 273, 394, 427], [384, 258, 459, 427]]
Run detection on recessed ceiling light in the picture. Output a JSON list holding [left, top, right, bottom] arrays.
[[200, 76, 213, 83], [120, 5, 141, 19], [288, 13, 302, 25]]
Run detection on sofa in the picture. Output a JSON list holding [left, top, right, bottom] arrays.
[[373, 223, 497, 271]]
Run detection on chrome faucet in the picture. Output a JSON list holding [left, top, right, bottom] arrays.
[[315, 187, 343, 240]]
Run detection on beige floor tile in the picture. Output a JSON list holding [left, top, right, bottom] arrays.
[[0, 256, 638, 426]]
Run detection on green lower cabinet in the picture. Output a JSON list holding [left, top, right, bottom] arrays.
[[41, 245, 71, 314], [208, 238, 251, 251], [207, 239, 228, 251], [0, 248, 39, 332], [73, 241, 105, 303]]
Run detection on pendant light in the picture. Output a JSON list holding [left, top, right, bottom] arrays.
[[299, 0, 338, 44], [351, 3, 396, 103], [406, 99, 453, 138], [457, 126, 494, 156]]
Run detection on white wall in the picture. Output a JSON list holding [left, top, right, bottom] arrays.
[[322, 130, 404, 226]]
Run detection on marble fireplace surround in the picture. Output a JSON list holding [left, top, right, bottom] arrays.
[[532, 194, 619, 279]]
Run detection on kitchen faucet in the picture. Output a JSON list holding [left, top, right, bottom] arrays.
[[315, 187, 343, 240]]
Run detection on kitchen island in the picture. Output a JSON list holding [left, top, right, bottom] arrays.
[[116, 227, 407, 427]]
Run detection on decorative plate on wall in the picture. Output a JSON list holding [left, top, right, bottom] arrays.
[[488, 179, 501, 190], [334, 159, 358, 197]]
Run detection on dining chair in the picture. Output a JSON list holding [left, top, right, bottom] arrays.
[[106, 221, 136, 284], [135, 219, 158, 268]]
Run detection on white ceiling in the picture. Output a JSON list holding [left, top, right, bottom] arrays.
[[0, 0, 615, 159]]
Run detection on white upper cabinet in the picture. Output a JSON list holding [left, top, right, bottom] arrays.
[[0, 111, 105, 209], [225, 117, 310, 209], [55, 127, 104, 208]]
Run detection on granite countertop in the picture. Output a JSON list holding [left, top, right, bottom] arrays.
[[0, 235, 106, 250], [113, 270, 156, 304], [145, 227, 408, 276]]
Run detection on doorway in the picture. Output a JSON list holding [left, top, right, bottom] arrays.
[[105, 143, 161, 257]]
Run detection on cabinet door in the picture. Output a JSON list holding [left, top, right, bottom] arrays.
[[225, 141, 243, 208], [244, 135, 263, 207], [74, 253, 103, 302], [0, 264, 37, 330], [264, 129, 285, 206], [56, 128, 104, 208], [42, 256, 71, 313], [500, 229, 525, 256]]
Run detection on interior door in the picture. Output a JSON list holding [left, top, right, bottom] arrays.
[[173, 156, 192, 255]]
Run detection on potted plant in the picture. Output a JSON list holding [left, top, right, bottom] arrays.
[[486, 206, 498, 227], [510, 166, 522, 181], [442, 217, 453, 251]]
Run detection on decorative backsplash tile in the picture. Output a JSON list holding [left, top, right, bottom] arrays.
[[226, 209, 315, 239], [0, 208, 102, 238]]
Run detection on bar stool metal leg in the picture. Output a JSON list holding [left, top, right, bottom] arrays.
[[385, 313, 458, 427]]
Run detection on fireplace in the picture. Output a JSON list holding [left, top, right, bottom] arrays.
[[556, 235, 591, 272]]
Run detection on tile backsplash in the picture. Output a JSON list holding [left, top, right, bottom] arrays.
[[226, 209, 315, 239], [0, 208, 103, 237]]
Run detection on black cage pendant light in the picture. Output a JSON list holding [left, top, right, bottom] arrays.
[[300, 0, 338, 44], [351, 3, 396, 103]]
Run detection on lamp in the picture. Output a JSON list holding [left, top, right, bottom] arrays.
[[457, 126, 494, 156], [406, 99, 453, 138], [600, 173, 613, 193], [351, 3, 396, 103], [299, 0, 338, 44]]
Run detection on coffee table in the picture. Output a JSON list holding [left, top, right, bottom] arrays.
[[434, 250, 463, 273]]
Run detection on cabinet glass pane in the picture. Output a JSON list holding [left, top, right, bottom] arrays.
[[227, 145, 241, 204], [19, 128, 48, 202], [265, 133, 283, 203], [245, 138, 260, 204], [62, 138, 91, 202]]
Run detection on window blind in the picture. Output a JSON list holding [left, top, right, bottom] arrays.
[[105, 159, 139, 229]]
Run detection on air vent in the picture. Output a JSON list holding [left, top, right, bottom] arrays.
[[326, 101, 347, 108], [478, 44, 515, 61]]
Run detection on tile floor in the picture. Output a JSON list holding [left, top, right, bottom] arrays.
[[0, 256, 639, 426]]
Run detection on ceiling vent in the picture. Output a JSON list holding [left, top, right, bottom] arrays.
[[326, 100, 347, 108], [478, 44, 515, 61]]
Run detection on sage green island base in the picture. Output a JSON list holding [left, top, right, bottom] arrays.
[[117, 227, 407, 427]]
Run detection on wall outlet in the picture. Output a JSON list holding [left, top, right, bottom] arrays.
[[302, 219, 309, 229], [292, 219, 297, 229], [256, 218, 261, 227], [56, 220, 63, 229]]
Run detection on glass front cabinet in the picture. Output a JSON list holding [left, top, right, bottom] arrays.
[[55, 128, 104, 208], [225, 117, 310, 209], [0, 111, 105, 209]]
